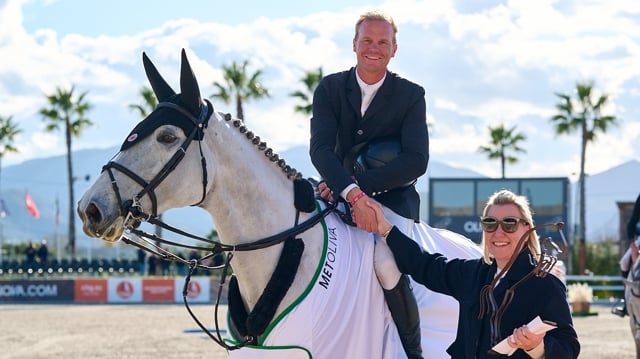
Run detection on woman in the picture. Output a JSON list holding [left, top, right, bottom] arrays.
[[366, 189, 579, 358]]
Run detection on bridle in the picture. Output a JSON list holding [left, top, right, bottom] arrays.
[[102, 100, 212, 228], [99, 98, 337, 350]]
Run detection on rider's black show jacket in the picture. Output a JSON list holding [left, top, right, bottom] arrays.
[[310, 68, 428, 221]]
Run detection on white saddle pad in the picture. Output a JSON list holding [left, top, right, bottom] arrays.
[[226, 210, 482, 359]]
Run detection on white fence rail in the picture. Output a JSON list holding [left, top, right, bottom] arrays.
[[566, 275, 625, 304]]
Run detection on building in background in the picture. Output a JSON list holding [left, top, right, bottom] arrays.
[[428, 177, 570, 263]]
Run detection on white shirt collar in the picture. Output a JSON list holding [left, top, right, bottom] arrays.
[[355, 69, 385, 92], [356, 69, 385, 115]]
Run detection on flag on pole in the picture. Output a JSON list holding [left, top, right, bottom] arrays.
[[55, 197, 60, 227], [0, 198, 8, 218], [25, 192, 40, 219]]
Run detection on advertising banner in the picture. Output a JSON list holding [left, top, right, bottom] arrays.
[[0, 279, 74, 302], [107, 277, 142, 303], [142, 278, 175, 302], [174, 276, 210, 303], [74, 278, 108, 303], [0, 277, 212, 304]]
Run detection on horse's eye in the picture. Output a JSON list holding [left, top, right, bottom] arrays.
[[158, 133, 177, 144]]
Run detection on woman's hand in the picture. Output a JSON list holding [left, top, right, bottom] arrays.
[[363, 198, 393, 236], [507, 324, 544, 352]]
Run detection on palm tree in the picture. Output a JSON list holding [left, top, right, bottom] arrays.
[[129, 86, 157, 119], [0, 115, 21, 194], [0, 115, 21, 263], [129, 86, 164, 238], [477, 123, 526, 179], [40, 86, 93, 257], [290, 67, 323, 116], [551, 81, 619, 275], [210, 60, 270, 121]]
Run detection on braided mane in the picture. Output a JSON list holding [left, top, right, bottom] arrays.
[[221, 112, 303, 181]]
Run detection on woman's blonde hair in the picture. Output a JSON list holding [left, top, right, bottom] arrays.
[[480, 189, 541, 265]]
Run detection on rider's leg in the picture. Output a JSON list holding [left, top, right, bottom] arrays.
[[374, 206, 423, 359]]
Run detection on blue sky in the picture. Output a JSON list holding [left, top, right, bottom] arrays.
[[21, 0, 375, 36], [1, 0, 639, 183]]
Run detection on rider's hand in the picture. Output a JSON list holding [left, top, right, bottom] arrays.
[[363, 199, 392, 236], [351, 199, 378, 233], [347, 188, 378, 233], [317, 181, 335, 202]]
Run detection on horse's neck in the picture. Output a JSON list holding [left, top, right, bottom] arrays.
[[202, 120, 295, 242], [200, 119, 322, 311]]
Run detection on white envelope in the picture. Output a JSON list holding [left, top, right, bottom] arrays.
[[490, 316, 557, 356]]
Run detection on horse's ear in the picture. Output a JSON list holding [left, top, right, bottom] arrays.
[[142, 52, 176, 102], [179, 49, 202, 115]]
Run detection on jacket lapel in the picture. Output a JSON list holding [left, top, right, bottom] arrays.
[[494, 250, 535, 303], [346, 69, 362, 120]]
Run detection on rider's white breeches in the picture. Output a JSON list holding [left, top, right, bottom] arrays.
[[374, 206, 414, 290]]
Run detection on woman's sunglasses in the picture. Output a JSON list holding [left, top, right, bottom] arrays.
[[480, 216, 529, 233]]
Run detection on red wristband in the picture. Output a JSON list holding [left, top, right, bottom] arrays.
[[349, 191, 366, 206]]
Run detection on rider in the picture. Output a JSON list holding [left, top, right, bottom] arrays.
[[310, 10, 428, 359]]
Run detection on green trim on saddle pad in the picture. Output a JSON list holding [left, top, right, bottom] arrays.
[[226, 200, 329, 348]]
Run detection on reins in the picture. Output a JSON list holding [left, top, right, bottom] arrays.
[[182, 251, 254, 349], [120, 199, 336, 350], [121, 199, 337, 265]]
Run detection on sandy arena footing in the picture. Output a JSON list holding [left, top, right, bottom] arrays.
[[0, 303, 634, 358]]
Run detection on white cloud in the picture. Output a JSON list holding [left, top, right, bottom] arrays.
[[17, 131, 61, 161], [0, 0, 637, 186]]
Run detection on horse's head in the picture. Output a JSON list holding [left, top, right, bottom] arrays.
[[77, 49, 214, 241]]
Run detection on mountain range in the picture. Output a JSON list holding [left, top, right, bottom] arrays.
[[0, 144, 637, 258]]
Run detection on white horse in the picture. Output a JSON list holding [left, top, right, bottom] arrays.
[[77, 49, 481, 359]]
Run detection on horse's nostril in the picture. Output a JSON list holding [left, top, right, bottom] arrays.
[[85, 202, 103, 225]]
